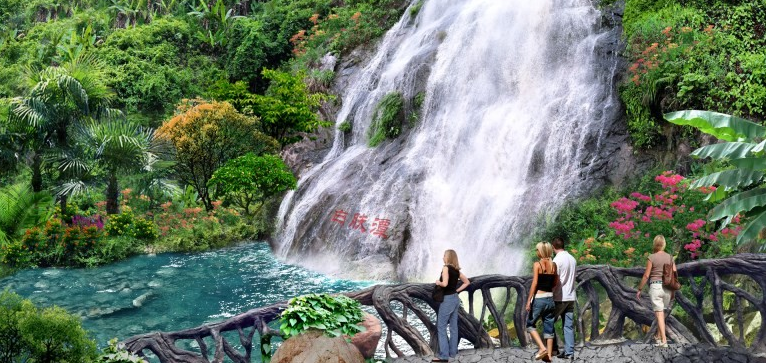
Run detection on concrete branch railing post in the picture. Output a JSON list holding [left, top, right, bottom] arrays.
[[123, 254, 766, 362]]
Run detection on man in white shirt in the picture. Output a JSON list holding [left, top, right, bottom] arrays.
[[552, 237, 576, 360]]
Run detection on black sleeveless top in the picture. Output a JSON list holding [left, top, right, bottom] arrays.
[[536, 261, 557, 293], [439, 265, 460, 295]]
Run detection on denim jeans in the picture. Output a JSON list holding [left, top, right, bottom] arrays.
[[526, 296, 555, 339], [437, 294, 460, 359], [553, 301, 575, 356]]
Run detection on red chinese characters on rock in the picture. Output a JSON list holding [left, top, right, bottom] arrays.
[[330, 209, 348, 225], [370, 218, 390, 239], [348, 213, 368, 233], [330, 209, 390, 239]]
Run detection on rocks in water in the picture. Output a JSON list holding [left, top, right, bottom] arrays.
[[132, 291, 155, 307], [156, 268, 176, 276], [42, 269, 63, 277], [33, 281, 48, 289], [272, 330, 365, 363], [148, 280, 162, 288], [350, 313, 382, 359]]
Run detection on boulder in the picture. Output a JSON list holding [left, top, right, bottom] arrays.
[[350, 313, 382, 358], [272, 330, 365, 363]]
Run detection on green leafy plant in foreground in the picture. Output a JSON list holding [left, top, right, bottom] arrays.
[[666, 110, 766, 249], [279, 293, 364, 339]]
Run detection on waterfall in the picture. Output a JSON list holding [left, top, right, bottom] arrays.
[[275, 0, 623, 281]]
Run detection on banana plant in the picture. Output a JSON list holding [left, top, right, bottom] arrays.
[[188, 0, 242, 46], [666, 110, 766, 249]]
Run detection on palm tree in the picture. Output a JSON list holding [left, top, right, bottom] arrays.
[[73, 119, 157, 215], [8, 55, 119, 213]]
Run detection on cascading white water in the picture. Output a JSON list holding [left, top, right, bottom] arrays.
[[275, 0, 622, 281]]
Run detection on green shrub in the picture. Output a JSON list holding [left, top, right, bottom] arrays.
[[410, 0, 424, 17], [0, 290, 98, 363], [620, 0, 766, 148], [91, 236, 142, 265], [132, 217, 158, 240], [414, 92, 425, 108], [338, 120, 352, 133], [279, 293, 364, 339], [208, 153, 297, 215], [368, 92, 404, 147], [0, 239, 31, 267], [105, 210, 136, 237]]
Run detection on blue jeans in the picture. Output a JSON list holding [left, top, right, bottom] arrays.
[[553, 301, 575, 356], [526, 296, 555, 339], [437, 294, 460, 359]]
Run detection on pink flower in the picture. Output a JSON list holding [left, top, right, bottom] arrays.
[[611, 198, 639, 214]]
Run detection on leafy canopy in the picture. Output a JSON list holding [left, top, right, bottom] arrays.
[[208, 153, 296, 215], [0, 290, 98, 363], [156, 99, 278, 210], [245, 69, 330, 146]]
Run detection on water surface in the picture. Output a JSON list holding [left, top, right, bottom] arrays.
[[0, 242, 375, 345]]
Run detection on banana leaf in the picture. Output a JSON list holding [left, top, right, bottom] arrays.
[[690, 169, 764, 189], [708, 188, 766, 222], [692, 142, 757, 160], [665, 110, 766, 142]]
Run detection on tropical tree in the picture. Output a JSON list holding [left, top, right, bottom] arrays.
[[156, 99, 279, 210], [8, 56, 118, 195], [187, 0, 243, 47], [666, 110, 766, 249], [246, 69, 330, 146], [72, 119, 157, 215], [208, 153, 296, 215], [0, 291, 98, 363]]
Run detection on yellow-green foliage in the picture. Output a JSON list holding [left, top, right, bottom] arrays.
[[157, 100, 279, 210]]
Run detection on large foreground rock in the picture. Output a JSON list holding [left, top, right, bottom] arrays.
[[350, 313, 382, 358], [272, 330, 365, 363]]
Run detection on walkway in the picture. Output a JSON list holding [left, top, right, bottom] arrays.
[[392, 344, 766, 363]]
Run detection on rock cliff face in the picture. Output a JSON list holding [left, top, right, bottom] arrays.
[[274, 0, 652, 281]]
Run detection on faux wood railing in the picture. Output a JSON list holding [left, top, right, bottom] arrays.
[[123, 254, 766, 361]]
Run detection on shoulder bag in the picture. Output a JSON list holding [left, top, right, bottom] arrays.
[[662, 260, 681, 291]]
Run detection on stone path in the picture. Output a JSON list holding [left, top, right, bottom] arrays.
[[393, 344, 766, 363]]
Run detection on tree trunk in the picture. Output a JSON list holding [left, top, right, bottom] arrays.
[[31, 153, 43, 192], [106, 173, 120, 215], [59, 195, 68, 219]]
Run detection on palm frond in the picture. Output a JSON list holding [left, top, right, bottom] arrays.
[[55, 180, 90, 199], [0, 184, 53, 242]]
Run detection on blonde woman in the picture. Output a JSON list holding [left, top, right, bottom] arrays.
[[433, 249, 470, 362], [526, 242, 557, 362], [636, 235, 676, 347]]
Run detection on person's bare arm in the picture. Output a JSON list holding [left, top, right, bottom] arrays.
[[456, 272, 470, 293], [435, 266, 449, 287], [636, 259, 652, 300], [526, 263, 539, 311]]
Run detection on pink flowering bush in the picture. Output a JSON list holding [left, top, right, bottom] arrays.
[[542, 171, 744, 267], [607, 171, 741, 261]]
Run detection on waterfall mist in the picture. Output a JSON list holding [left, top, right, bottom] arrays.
[[275, 0, 623, 281]]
